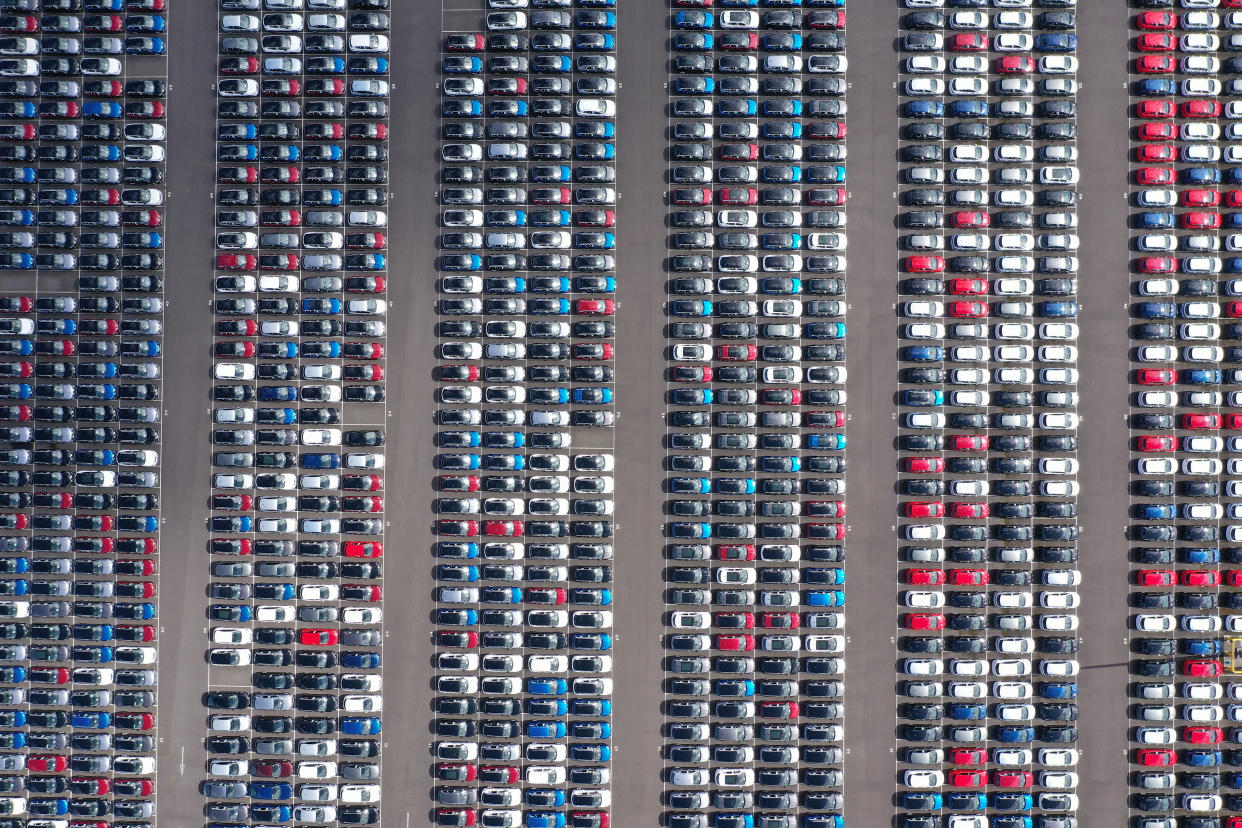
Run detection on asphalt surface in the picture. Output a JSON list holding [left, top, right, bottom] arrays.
[[842, 4, 901, 826], [1072, 2, 1133, 826], [148, 0, 1139, 823], [155, 0, 222, 821], [370, 0, 441, 823], [611, 2, 667, 825]]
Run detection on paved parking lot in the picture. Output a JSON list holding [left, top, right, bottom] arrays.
[[661, 4, 849, 828], [432, 3, 620, 827], [1125, 3, 1242, 826], [0, 0, 167, 822], [201, 0, 390, 825]]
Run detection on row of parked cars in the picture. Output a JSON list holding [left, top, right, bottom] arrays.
[[433, 4, 618, 828], [204, 1, 389, 827], [1127, 3, 1242, 826], [0, 0, 169, 824], [663, 3, 848, 828], [895, 3, 1083, 827]]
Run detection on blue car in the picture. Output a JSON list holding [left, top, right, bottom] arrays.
[[527, 677, 568, 695], [0, 210, 34, 226], [577, 10, 616, 28], [1136, 78, 1176, 96], [528, 812, 567, 828], [0, 711, 23, 728], [764, 121, 801, 139], [806, 434, 846, 450], [947, 704, 985, 720], [760, 455, 801, 472], [905, 99, 944, 119], [670, 522, 711, 539], [903, 346, 944, 362], [808, 568, 845, 585], [1181, 548, 1219, 564], [258, 386, 297, 402], [1140, 504, 1175, 520], [1183, 167, 1221, 185], [675, 10, 713, 28], [1185, 369, 1221, 385], [1037, 32, 1077, 52], [250, 782, 293, 801], [482, 586, 522, 604], [996, 726, 1035, 743], [341, 717, 381, 735], [1138, 212, 1176, 229], [1182, 639, 1222, 656], [72, 712, 112, 729], [902, 793, 943, 811], [443, 56, 482, 73], [308, 56, 347, 73], [716, 679, 755, 696], [527, 721, 567, 739], [444, 100, 482, 117], [303, 453, 341, 469], [30, 798, 69, 816], [902, 389, 943, 406], [1186, 749, 1222, 767], [806, 590, 845, 607], [1038, 682, 1077, 699], [576, 32, 615, 49], [719, 99, 759, 117], [803, 816, 843, 828], [991, 793, 1032, 812], [715, 817, 754, 828], [1134, 301, 1176, 319], [343, 651, 380, 669], [1039, 301, 1079, 318], [125, 36, 166, 54], [302, 298, 341, 314], [83, 102, 122, 119], [576, 588, 612, 605], [948, 100, 988, 118], [574, 388, 612, 404], [529, 699, 568, 716], [993, 817, 1032, 828], [0, 253, 32, 269]]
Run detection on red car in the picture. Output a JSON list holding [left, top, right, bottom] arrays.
[[905, 614, 946, 631], [1184, 660, 1224, 678], [760, 612, 799, 629], [1137, 144, 1176, 163], [947, 301, 987, 318], [905, 568, 946, 586], [808, 10, 844, 28], [1227, 571, 1242, 587], [1183, 189, 1221, 207], [992, 771, 1033, 788], [717, 545, 756, 561], [1137, 167, 1175, 186], [1136, 33, 1176, 52], [1136, 369, 1175, 385], [1137, 748, 1177, 766], [0, 14, 37, 31], [300, 629, 338, 646], [949, 502, 988, 519], [949, 435, 988, 451], [1227, 302, 1242, 318], [1181, 570, 1220, 587], [719, 32, 758, 50], [807, 411, 845, 428], [485, 521, 523, 537], [1136, 54, 1174, 75], [439, 764, 478, 782], [1138, 122, 1177, 141], [949, 569, 989, 586], [1185, 726, 1224, 745], [446, 33, 485, 50], [904, 501, 944, 519], [948, 278, 988, 295], [952, 212, 990, 229], [672, 188, 712, 206], [1182, 100, 1222, 119], [718, 187, 758, 205], [1183, 211, 1222, 230], [1138, 257, 1177, 275], [807, 188, 846, 206], [906, 255, 945, 273], [439, 811, 477, 827], [28, 756, 68, 773], [1226, 414, 1242, 430], [1136, 570, 1175, 587], [904, 457, 944, 473], [1136, 100, 1175, 119], [575, 299, 615, 315], [949, 33, 988, 51], [759, 701, 799, 719], [221, 56, 260, 73], [1137, 435, 1176, 452], [717, 345, 758, 361], [1229, 191, 1242, 208], [948, 770, 987, 788], [950, 748, 987, 766], [533, 187, 571, 205], [715, 634, 755, 651], [1183, 413, 1221, 429], [216, 253, 256, 271], [995, 56, 1034, 74], [1137, 11, 1178, 29]]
